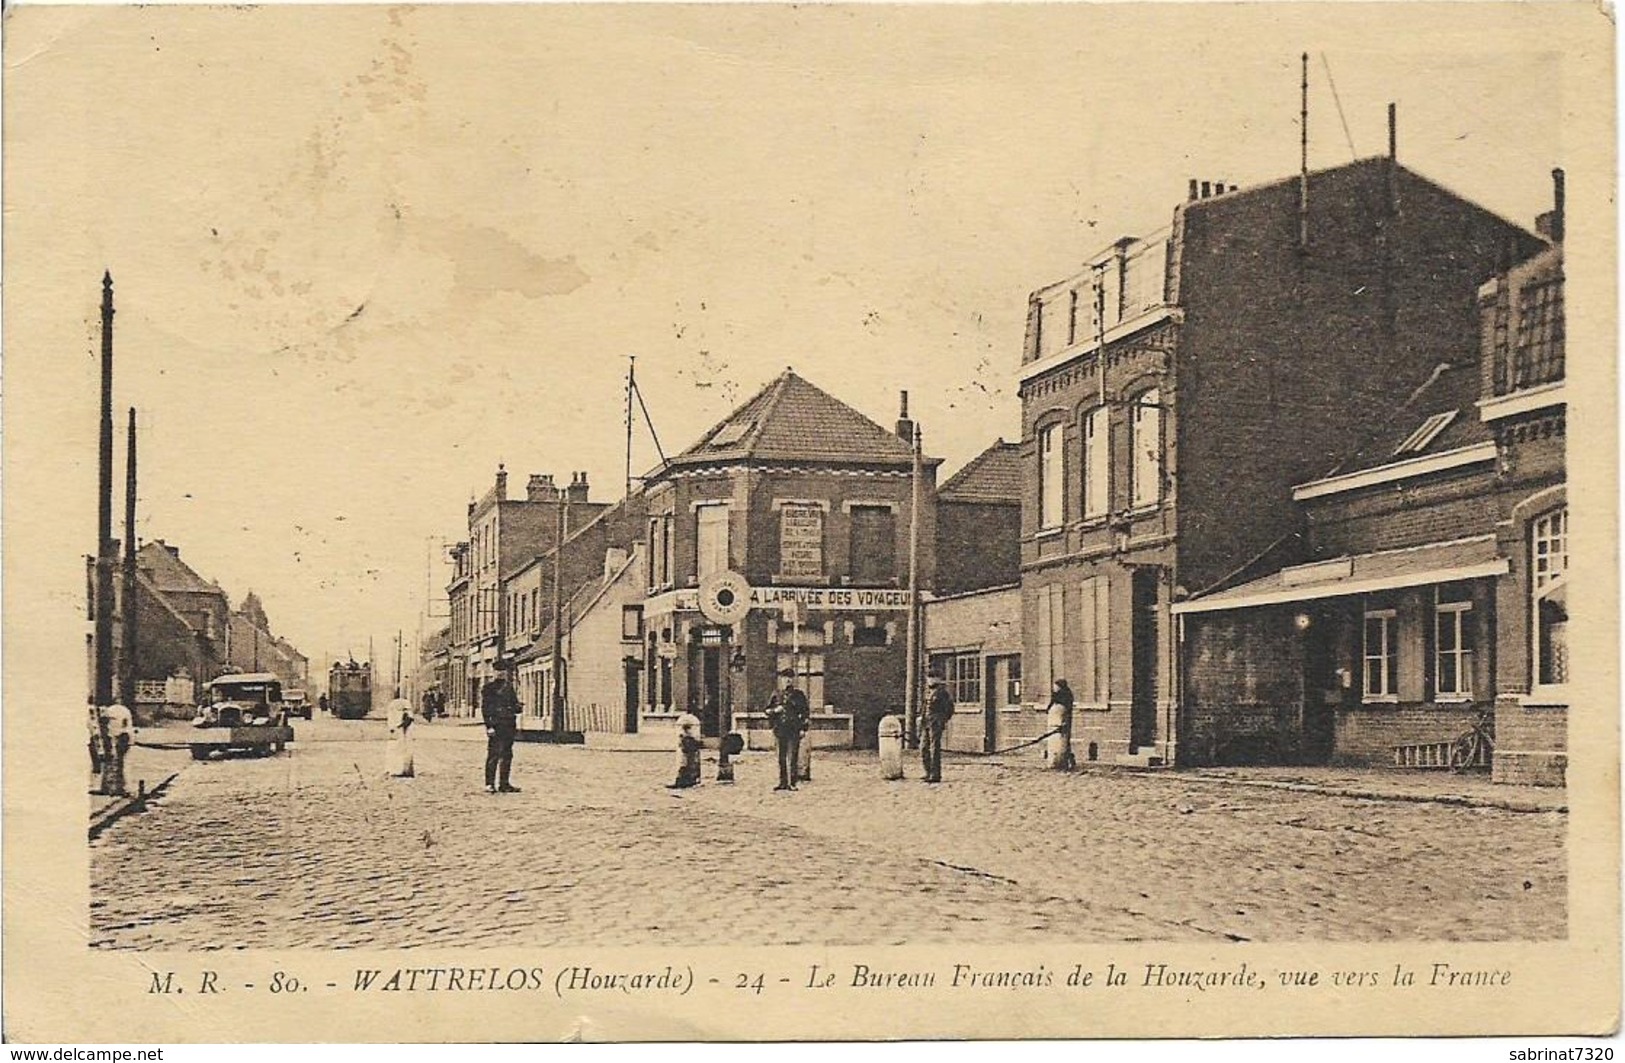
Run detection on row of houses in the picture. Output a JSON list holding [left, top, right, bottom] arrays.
[[423, 152, 1568, 786], [421, 376, 1022, 749], [932, 157, 1568, 786], [86, 538, 311, 719]]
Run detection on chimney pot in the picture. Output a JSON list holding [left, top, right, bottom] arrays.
[[1551, 167, 1565, 244], [1200, 181, 1211, 199], [1188, 179, 1199, 201]]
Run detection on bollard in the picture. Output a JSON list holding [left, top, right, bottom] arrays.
[[717, 732, 742, 784], [1046, 704, 1073, 770], [797, 731, 812, 782], [879, 715, 904, 780]]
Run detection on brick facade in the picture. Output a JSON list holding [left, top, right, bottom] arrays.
[[1018, 159, 1538, 769]]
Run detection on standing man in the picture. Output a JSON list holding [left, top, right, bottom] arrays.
[[482, 662, 522, 794], [922, 675, 955, 783], [765, 673, 809, 791]]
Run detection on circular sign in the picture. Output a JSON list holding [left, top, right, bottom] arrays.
[[699, 571, 751, 625]]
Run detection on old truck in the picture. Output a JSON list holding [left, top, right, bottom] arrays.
[[190, 672, 294, 760]]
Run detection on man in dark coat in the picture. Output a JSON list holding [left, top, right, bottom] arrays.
[[765, 675, 810, 791], [482, 663, 522, 793], [922, 677, 955, 783]]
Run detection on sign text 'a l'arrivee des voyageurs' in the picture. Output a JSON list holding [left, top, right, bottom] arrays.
[[647, 584, 911, 616]]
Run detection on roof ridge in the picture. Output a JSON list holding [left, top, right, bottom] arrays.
[[740, 369, 797, 452]]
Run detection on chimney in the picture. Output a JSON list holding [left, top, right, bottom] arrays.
[[1188, 179, 1199, 201], [565, 471, 590, 504], [494, 464, 508, 500], [1551, 167, 1565, 244], [895, 390, 915, 442], [526, 473, 559, 502]]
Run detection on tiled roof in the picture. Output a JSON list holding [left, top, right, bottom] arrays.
[[939, 440, 1022, 504], [136, 541, 223, 596], [668, 370, 917, 469], [1320, 362, 1493, 479]]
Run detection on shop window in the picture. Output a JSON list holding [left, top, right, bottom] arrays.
[[929, 651, 982, 705], [1434, 585, 1475, 701], [1363, 607, 1399, 702], [1532, 508, 1569, 689]]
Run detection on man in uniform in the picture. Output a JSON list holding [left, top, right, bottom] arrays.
[[765, 673, 810, 791], [481, 662, 522, 793], [922, 675, 955, 783]]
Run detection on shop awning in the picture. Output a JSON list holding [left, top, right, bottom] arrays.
[[1171, 535, 1508, 615]]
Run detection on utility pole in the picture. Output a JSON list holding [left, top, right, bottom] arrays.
[[550, 493, 571, 735], [903, 424, 923, 750], [624, 357, 635, 498], [93, 272, 116, 709], [93, 273, 117, 796], [120, 407, 139, 708]]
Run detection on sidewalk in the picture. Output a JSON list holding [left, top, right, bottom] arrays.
[[88, 723, 194, 829]]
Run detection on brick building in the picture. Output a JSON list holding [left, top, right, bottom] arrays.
[[444, 467, 606, 715], [1017, 156, 1544, 767], [924, 584, 1024, 754], [923, 439, 1027, 753], [1173, 180, 1567, 785], [640, 369, 938, 749], [934, 439, 1022, 596]]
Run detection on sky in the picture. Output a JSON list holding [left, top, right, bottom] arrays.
[[5, 5, 1577, 675]]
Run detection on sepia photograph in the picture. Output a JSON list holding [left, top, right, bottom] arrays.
[[2, 0, 1617, 1045]]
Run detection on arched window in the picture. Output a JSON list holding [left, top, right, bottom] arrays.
[[1532, 508, 1568, 689], [1081, 406, 1109, 519], [1038, 422, 1065, 529], [1130, 388, 1163, 509]]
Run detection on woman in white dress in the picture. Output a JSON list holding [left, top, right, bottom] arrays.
[[385, 696, 416, 778]]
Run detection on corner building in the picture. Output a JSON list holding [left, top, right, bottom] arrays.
[[1016, 157, 1543, 767], [640, 369, 937, 748]]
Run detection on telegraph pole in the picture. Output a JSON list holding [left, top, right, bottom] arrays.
[[120, 407, 139, 707], [903, 424, 923, 750], [550, 492, 571, 735], [93, 273, 116, 709]]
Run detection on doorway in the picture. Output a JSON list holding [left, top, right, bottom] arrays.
[[623, 659, 641, 733], [1130, 569, 1160, 753], [690, 644, 724, 737]]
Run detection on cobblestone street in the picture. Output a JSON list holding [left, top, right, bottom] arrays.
[[90, 718, 1567, 950]]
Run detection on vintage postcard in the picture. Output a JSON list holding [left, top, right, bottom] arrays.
[[3, 1, 1618, 1045]]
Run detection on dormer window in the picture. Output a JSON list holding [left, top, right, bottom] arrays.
[[1394, 411, 1456, 457], [709, 420, 754, 448]]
